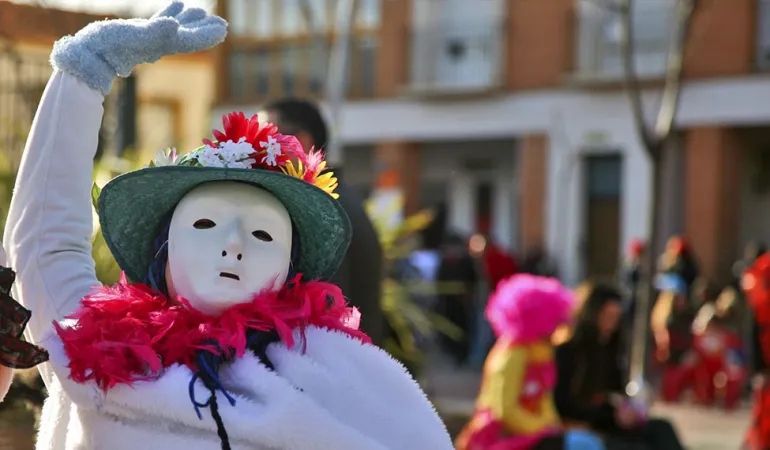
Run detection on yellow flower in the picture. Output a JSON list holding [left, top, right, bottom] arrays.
[[314, 171, 340, 199], [281, 160, 303, 179], [281, 160, 339, 199]]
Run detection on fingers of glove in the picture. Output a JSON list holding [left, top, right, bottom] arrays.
[[175, 7, 208, 25], [151, 1, 185, 19], [94, 18, 179, 74], [175, 19, 228, 54]]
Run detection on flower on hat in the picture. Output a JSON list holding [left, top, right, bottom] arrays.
[[148, 148, 178, 167], [165, 112, 338, 198], [281, 148, 339, 199], [196, 137, 256, 169]]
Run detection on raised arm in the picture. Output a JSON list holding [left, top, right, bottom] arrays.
[[3, 2, 226, 385], [3, 69, 104, 349]]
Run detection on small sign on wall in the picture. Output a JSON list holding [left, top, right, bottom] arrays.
[[583, 130, 611, 147]]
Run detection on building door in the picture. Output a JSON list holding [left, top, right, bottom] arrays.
[[584, 155, 622, 279]]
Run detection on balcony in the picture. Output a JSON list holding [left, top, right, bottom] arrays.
[[571, 0, 674, 84], [406, 0, 506, 96], [224, 34, 379, 105]]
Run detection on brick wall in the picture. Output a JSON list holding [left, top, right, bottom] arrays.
[[505, 0, 574, 90]]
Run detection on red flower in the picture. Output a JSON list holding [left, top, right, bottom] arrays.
[[202, 112, 297, 170]]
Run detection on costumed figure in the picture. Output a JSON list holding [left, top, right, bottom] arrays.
[[456, 274, 605, 450], [652, 274, 697, 404], [0, 245, 49, 402], [741, 252, 770, 449], [4, 3, 452, 449], [691, 286, 747, 410]]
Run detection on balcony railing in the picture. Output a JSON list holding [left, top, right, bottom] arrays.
[[406, 18, 506, 95], [572, 1, 674, 81], [225, 34, 379, 105]]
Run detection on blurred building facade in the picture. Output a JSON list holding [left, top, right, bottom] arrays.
[[96, 0, 770, 288], [0, 1, 216, 166]]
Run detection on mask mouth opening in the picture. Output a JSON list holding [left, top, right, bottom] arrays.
[[219, 272, 240, 281]]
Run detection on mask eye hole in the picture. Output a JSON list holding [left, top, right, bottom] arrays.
[[193, 219, 217, 229], [252, 230, 273, 242]]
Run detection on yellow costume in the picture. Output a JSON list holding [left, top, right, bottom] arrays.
[[456, 339, 561, 449]]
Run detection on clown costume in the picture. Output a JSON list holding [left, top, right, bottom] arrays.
[[456, 275, 604, 450], [3, 2, 452, 449]]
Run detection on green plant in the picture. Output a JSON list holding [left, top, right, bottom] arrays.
[[366, 196, 462, 376]]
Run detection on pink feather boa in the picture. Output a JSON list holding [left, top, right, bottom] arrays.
[[485, 274, 574, 343], [54, 273, 369, 393]]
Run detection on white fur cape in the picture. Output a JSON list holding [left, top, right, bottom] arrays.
[[40, 325, 452, 450]]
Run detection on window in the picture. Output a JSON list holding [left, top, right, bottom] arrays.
[[222, 0, 381, 103], [281, 0, 305, 35], [357, 0, 381, 29], [578, 0, 674, 78], [251, 0, 273, 38], [229, 50, 247, 98], [253, 50, 270, 97], [282, 45, 301, 95], [349, 35, 378, 96], [306, 0, 329, 31], [227, 0, 248, 35]]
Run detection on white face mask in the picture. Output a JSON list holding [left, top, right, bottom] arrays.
[[167, 182, 293, 314]]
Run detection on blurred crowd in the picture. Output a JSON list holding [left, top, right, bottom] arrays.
[[397, 224, 770, 449]]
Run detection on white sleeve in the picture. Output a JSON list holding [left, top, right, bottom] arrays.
[[3, 70, 102, 357]]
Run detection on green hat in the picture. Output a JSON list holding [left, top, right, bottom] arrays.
[[97, 112, 351, 284]]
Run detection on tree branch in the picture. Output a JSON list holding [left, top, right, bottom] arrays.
[[618, 0, 656, 154], [654, 0, 696, 141]]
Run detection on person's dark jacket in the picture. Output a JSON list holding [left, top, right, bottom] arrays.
[[327, 175, 384, 346], [554, 333, 625, 433]]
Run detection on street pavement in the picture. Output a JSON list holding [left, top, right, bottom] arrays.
[[423, 364, 750, 450]]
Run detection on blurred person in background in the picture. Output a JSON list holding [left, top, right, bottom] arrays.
[[520, 246, 559, 278], [651, 274, 698, 404], [731, 242, 767, 354], [457, 275, 605, 450], [554, 281, 684, 450], [261, 98, 385, 346], [658, 236, 699, 300], [467, 219, 519, 367], [740, 252, 770, 450], [689, 286, 747, 410], [436, 232, 478, 366]]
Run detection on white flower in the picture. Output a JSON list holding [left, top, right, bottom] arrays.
[[260, 135, 281, 166], [196, 137, 256, 169], [151, 148, 178, 167]]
